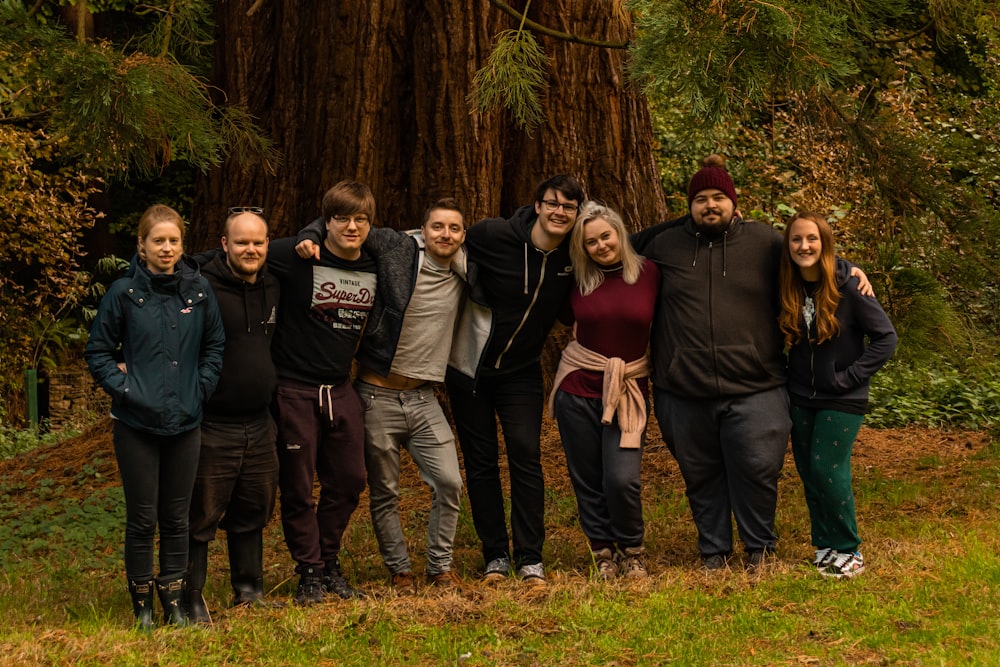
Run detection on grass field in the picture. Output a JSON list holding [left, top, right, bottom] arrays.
[[0, 419, 997, 666]]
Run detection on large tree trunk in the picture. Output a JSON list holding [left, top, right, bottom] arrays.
[[191, 0, 667, 247]]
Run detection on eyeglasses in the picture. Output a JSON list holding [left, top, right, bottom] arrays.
[[229, 206, 264, 215], [330, 215, 371, 226], [540, 200, 579, 214]]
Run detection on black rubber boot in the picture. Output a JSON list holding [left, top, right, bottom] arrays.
[[156, 574, 188, 626], [183, 539, 212, 625], [228, 531, 266, 607], [127, 579, 155, 632]]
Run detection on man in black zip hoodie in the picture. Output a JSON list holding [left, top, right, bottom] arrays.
[[445, 174, 585, 586], [187, 209, 280, 622]]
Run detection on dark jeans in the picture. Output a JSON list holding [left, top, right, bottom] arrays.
[[446, 365, 545, 567], [274, 378, 366, 574], [113, 420, 201, 580], [189, 414, 279, 542], [553, 391, 645, 550], [653, 386, 790, 557]]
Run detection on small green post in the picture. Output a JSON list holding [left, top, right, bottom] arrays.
[[25, 368, 39, 430]]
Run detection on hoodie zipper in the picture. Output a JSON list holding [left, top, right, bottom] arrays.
[[495, 248, 549, 369]]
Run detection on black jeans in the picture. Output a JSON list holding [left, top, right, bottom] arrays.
[[189, 415, 279, 542], [113, 420, 200, 580], [446, 365, 545, 568]]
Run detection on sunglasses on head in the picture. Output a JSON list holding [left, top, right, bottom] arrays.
[[228, 206, 264, 215]]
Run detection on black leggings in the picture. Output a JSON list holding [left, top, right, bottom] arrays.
[[113, 421, 200, 580]]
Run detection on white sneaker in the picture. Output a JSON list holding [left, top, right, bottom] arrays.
[[814, 548, 836, 568], [821, 551, 865, 579]]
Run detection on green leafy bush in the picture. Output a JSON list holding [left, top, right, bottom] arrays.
[[869, 361, 1000, 430]]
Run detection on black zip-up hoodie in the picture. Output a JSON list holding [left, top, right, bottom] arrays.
[[786, 270, 897, 408], [198, 250, 280, 422], [449, 204, 576, 384]]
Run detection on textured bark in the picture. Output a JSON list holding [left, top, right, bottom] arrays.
[[191, 0, 667, 247]]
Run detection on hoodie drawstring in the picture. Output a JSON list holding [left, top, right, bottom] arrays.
[[692, 230, 729, 276]]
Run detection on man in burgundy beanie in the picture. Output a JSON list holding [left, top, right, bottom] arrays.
[[633, 154, 792, 572]]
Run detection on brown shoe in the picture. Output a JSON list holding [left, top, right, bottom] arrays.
[[428, 570, 463, 590], [391, 571, 417, 594], [619, 546, 649, 579]]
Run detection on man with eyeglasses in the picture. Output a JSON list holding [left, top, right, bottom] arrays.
[[185, 208, 280, 623], [446, 174, 586, 586], [265, 181, 377, 604]]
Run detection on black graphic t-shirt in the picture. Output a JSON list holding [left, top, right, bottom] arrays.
[[268, 236, 377, 385]]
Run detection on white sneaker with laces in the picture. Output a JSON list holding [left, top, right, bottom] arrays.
[[821, 551, 865, 579]]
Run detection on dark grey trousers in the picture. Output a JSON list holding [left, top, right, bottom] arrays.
[[653, 386, 791, 557]]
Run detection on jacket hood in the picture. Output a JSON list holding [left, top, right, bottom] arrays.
[[508, 204, 539, 244], [833, 257, 854, 288], [200, 248, 270, 287]]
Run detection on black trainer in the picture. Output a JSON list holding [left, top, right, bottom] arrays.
[[323, 567, 365, 599], [295, 567, 325, 605]]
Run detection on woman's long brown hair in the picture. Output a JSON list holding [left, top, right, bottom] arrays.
[[779, 212, 841, 348]]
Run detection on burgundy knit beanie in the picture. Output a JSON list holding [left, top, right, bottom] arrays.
[[687, 156, 738, 209]]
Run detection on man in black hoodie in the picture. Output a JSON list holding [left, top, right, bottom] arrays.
[[186, 209, 280, 622], [445, 175, 585, 586]]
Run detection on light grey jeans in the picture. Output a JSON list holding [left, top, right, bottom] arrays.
[[356, 380, 463, 576]]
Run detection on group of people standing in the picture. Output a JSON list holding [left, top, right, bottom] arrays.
[[84, 155, 897, 630]]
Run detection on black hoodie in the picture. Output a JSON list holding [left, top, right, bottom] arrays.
[[199, 250, 280, 422], [455, 204, 576, 377]]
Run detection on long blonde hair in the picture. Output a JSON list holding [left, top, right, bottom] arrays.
[[569, 201, 644, 296], [779, 211, 841, 347]]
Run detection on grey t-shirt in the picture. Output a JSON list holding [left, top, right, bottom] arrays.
[[389, 254, 465, 382]]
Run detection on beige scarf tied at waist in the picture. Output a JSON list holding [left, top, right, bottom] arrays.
[[547, 339, 649, 448]]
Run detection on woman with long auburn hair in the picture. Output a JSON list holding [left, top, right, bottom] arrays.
[[548, 201, 660, 580], [780, 211, 897, 579]]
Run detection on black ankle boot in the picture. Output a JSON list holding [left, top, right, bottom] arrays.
[[183, 539, 212, 624], [128, 579, 155, 631], [156, 574, 188, 626], [228, 531, 266, 607]]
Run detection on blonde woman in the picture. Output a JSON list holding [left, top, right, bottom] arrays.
[[549, 202, 660, 579]]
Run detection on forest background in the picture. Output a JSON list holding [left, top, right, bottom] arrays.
[[1, 0, 999, 431], [1, 2, 1000, 665]]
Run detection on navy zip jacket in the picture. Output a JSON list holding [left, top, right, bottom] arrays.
[[786, 271, 898, 407], [85, 254, 225, 435]]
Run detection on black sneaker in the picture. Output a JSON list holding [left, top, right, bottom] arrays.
[[295, 568, 325, 605], [323, 568, 365, 599], [745, 549, 775, 573], [702, 554, 730, 571]]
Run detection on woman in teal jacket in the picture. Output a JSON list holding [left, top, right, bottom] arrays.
[[86, 204, 225, 629]]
